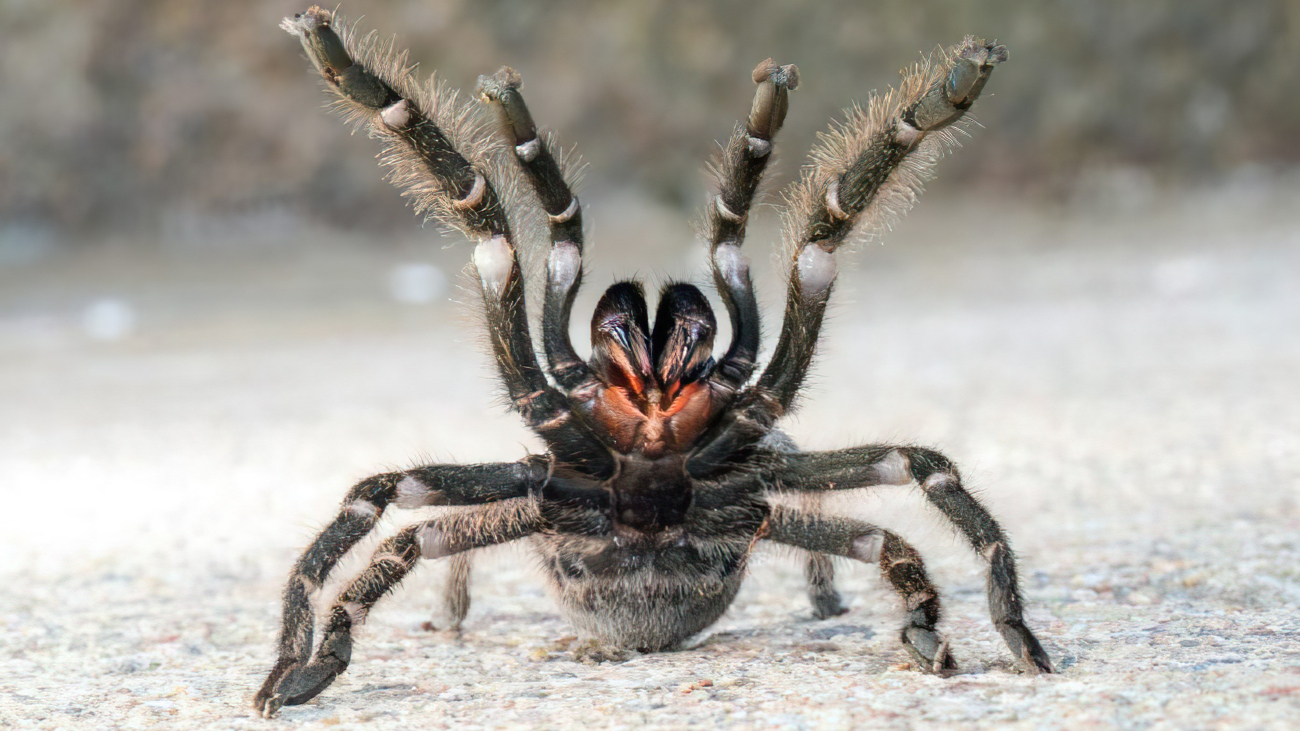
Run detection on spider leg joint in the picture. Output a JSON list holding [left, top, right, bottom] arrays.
[[894, 119, 923, 147], [474, 235, 514, 295], [419, 525, 455, 559], [345, 499, 379, 518], [714, 196, 745, 224], [871, 449, 913, 486], [452, 173, 488, 211], [850, 532, 884, 563], [825, 178, 849, 221], [341, 601, 367, 624], [921, 472, 957, 492], [515, 138, 541, 162], [547, 241, 581, 293], [379, 99, 409, 130], [713, 242, 750, 291], [549, 196, 580, 224], [796, 244, 837, 298], [746, 136, 772, 157]]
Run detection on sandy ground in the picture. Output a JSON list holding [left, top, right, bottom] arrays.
[[1, 190, 1298, 729]]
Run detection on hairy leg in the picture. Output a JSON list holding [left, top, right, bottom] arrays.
[[280, 8, 576, 434], [687, 40, 1008, 478], [757, 38, 1007, 408], [805, 551, 849, 619], [425, 553, 472, 632], [252, 460, 545, 716], [706, 59, 799, 392], [767, 505, 957, 674], [473, 69, 616, 477], [256, 498, 544, 717], [776, 445, 1055, 673], [478, 68, 590, 391]]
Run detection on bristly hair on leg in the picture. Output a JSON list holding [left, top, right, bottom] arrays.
[[779, 37, 1006, 266], [282, 6, 574, 435], [699, 59, 799, 252], [280, 6, 514, 240]]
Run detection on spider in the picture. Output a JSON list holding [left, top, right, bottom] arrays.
[[255, 6, 1054, 717]]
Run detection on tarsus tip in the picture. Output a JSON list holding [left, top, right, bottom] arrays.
[[280, 5, 332, 37], [477, 66, 524, 101], [752, 58, 800, 90]]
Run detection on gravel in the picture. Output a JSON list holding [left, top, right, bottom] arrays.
[[2, 192, 1298, 729]]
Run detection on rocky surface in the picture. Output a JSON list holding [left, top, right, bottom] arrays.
[[2, 194, 1298, 729]]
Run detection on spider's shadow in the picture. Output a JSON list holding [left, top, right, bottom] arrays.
[[688, 616, 877, 650]]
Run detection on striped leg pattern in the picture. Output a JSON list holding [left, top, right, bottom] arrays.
[[256, 499, 544, 717], [767, 505, 957, 674], [252, 461, 545, 716], [777, 445, 1055, 673]]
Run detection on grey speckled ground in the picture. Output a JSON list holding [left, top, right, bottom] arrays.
[[2, 191, 1298, 730]]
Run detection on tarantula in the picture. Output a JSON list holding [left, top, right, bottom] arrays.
[[255, 6, 1054, 717]]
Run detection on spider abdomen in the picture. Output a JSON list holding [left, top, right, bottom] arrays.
[[531, 527, 754, 651], [528, 460, 769, 651]]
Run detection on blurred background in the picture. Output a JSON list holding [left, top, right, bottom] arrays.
[[3, 0, 1299, 243], [2, 3, 1299, 726]]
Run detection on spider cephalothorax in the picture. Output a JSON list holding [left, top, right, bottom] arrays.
[[255, 6, 1054, 718]]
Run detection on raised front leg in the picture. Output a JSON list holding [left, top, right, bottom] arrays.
[[256, 498, 544, 718], [252, 460, 545, 717], [767, 505, 957, 675], [776, 445, 1055, 674], [478, 68, 590, 392], [759, 38, 1007, 409], [686, 40, 1007, 478], [280, 7, 573, 433], [706, 59, 799, 392]]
